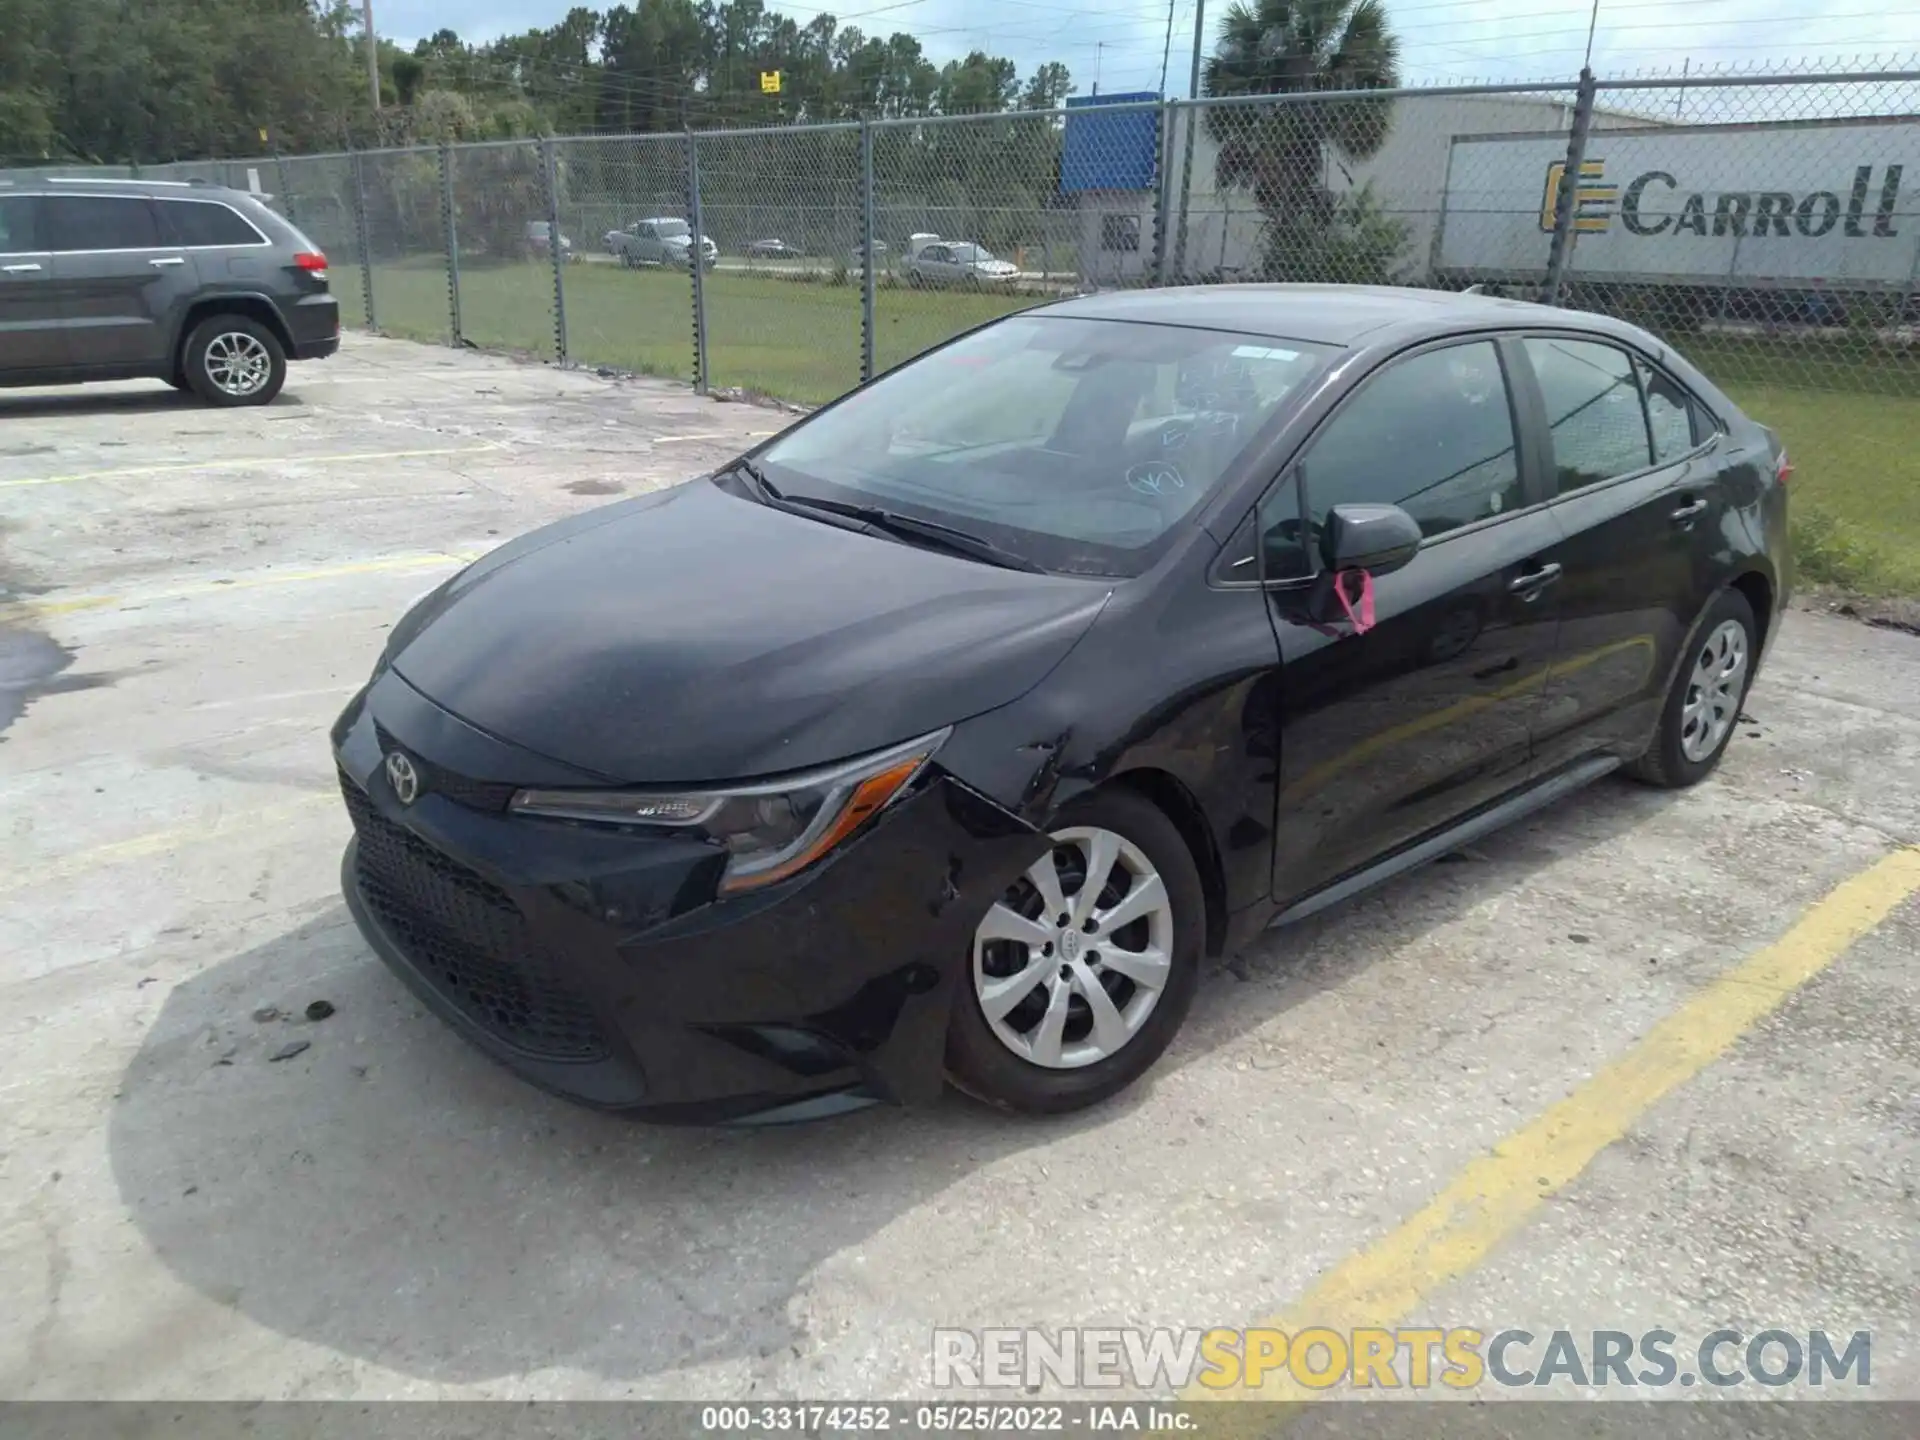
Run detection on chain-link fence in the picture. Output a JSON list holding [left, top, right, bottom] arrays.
[[24, 62, 1911, 415]]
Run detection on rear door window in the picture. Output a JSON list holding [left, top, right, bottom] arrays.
[[1635, 358, 1702, 463], [1523, 337, 1655, 494], [43, 195, 162, 252], [0, 194, 39, 251]]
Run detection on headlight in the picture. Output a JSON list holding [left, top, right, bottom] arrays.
[[508, 729, 949, 895]]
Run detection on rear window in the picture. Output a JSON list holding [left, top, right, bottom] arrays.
[[656, 219, 690, 238], [757, 315, 1335, 578], [157, 199, 266, 247]]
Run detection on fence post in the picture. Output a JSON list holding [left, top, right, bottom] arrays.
[[271, 147, 295, 226], [349, 150, 377, 330], [439, 143, 462, 348], [1153, 100, 1177, 286], [860, 117, 877, 384], [686, 128, 710, 394], [1541, 67, 1599, 308], [1171, 97, 1201, 283], [539, 137, 569, 365]]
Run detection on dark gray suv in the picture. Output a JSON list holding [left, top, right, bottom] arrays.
[[0, 177, 340, 406]]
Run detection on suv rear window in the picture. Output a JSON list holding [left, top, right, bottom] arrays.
[[157, 199, 265, 247]]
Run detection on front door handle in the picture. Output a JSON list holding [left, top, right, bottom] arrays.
[[1, 262, 42, 274], [1671, 497, 1709, 524], [1508, 562, 1563, 598], [149, 256, 187, 268]]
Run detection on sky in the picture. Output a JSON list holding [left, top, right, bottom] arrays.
[[372, 0, 1920, 97]]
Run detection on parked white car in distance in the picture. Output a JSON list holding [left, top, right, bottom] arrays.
[[902, 237, 1019, 287], [612, 218, 719, 271]]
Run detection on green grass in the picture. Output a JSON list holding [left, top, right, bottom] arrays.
[[1717, 378, 1920, 597], [361, 259, 1035, 406], [352, 263, 1920, 596]]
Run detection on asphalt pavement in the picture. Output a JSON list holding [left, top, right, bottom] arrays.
[[1, 334, 1914, 1408]]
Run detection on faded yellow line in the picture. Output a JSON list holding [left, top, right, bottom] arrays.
[[1185, 844, 1920, 1408], [0, 443, 500, 490], [0, 795, 339, 898], [653, 431, 774, 445], [1, 550, 484, 623]]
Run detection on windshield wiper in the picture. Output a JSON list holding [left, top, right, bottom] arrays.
[[728, 456, 784, 503], [774, 492, 1047, 574]]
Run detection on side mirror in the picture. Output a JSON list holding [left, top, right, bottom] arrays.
[[1320, 503, 1423, 578]]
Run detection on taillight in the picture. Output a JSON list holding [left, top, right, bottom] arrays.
[[292, 251, 328, 274], [1775, 450, 1793, 484]]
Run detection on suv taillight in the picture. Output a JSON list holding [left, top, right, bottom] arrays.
[[1775, 450, 1793, 484], [293, 251, 328, 274]]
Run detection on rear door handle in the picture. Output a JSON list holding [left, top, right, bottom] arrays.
[[1, 262, 42, 274], [1670, 497, 1709, 523], [1508, 562, 1563, 598], [149, 256, 187, 268]]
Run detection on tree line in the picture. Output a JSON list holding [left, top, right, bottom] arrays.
[[0, 0, 1076, 164]]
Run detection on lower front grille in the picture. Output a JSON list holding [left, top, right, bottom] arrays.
[[342, 775, 608, 1061]]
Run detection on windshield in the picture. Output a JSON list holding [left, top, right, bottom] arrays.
[[755, 315, 1335, 577], [947, 244, 995, 263], [656, 219, 690, 238]]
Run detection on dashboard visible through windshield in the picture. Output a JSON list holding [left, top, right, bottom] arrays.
[[753, 315, 1335, 577]]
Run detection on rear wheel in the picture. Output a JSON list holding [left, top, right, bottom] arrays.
[[947, 788, 1204, 1115], [182, 315, 286, 407], [1626, 586, 1757, 788]]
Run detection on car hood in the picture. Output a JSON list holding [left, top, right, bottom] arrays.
[[388, 481, 1111, 783]]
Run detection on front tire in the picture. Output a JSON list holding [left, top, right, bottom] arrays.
[[1626, 586, 1757, 788], [947, 788, 1204, 1115], [183, 315, 286, 407]]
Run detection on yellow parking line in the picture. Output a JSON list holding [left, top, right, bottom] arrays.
[[0, 443, 500, 490], [653, 431, 775, 444], [1186, 844, 1920, 1407], [2, 550, 484, 623], [0, 794, 338, 898]]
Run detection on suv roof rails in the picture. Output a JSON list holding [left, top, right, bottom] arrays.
[[44, 175, 198, 187]]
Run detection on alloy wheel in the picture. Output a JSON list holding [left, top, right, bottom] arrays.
[[1679, 618, 1749, 762], [971, 825, 1175, 1070], [203, 332, 273, 398]]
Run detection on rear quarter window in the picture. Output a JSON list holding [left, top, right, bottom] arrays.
[[157, 199, 267, 247]]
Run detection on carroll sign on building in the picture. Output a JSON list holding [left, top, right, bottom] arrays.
[[1439, 117, 1920, 289]]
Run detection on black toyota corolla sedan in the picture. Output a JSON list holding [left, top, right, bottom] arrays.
[[333, 284, 1790, 1123]]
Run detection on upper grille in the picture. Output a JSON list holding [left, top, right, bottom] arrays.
[[342, 774, 607, 1061], [373, 725, 517, 813]]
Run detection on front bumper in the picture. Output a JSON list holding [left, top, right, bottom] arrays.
[[333, 677, 1044, 1123]]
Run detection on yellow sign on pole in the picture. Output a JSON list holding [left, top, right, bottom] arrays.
[[259, 127, 270, 143], [759, 70, 781, 94]]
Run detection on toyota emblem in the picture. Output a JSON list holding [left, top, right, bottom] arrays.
[[384, 750, 421, 806]]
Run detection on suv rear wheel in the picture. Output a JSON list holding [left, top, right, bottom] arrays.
[[183, 314, 287, 407]]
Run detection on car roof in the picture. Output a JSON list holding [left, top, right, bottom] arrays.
[[1035, 283, 1599, 347]]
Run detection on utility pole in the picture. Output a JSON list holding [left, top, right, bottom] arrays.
[[363, 0, 381, 112], [1169, 0, 1206, 279], [1094, 43, 1105, 96]]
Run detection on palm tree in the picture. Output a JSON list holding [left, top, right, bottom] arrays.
[[1200, 0, 1401, 234]]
